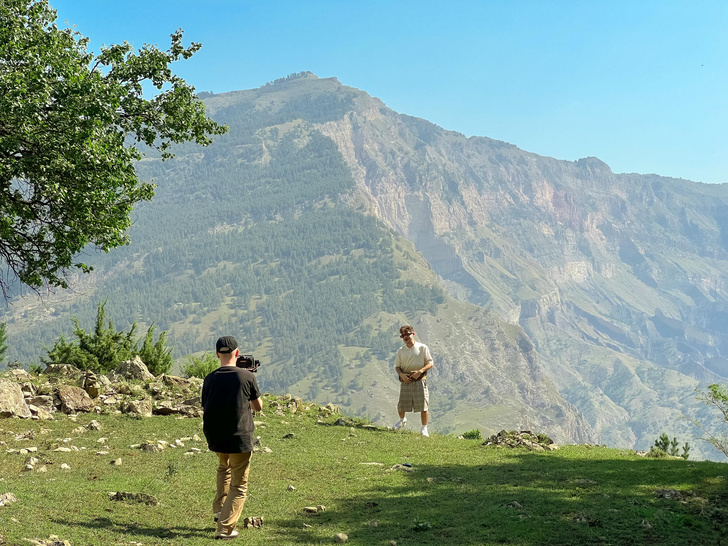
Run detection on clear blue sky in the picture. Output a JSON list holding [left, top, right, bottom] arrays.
[[52, 0, 727, 184]]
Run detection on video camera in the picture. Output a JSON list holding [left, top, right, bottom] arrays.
[[236, 354, 261, 373]]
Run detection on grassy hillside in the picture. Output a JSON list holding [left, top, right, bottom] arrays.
[[1, 395, 726, 545]]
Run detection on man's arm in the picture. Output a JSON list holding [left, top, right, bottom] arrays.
[[250, 397, 263, 412], [409, 359, 433, 380]]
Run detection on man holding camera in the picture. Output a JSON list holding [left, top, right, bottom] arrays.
[[393, 325, 434, 437], [202, 336, 263, 540]]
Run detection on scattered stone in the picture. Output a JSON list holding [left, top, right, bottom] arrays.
[[287, 485, 296, 491], [262, 447, 272, 454], [282, 433, 295, 439], [333, 418, 348, 426], [334, 532, 348, 543], [507, 501, 523, 509], [140, 441, 164, 453], [0, 492, 18, 507], [108, 491, 159, 505], [481, 430, 558, 451], [369, 520, 378, 527], [53, 447, 72, 453], [242, 516, 264, 528], [359, 462, 384, 466], [86, 420, 102, 431], [111, 458, 122, 466], [388, 464, 414, 472], [60, 464, 71, 470], [0, 378, 32, 418]]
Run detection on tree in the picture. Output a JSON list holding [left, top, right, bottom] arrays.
[[0, 0, 227, 294], [695, 384, 728, 459], [43, 300, 173, 374], [0, 322, 7, 364]]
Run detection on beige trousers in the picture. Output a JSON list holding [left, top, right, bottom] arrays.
[[214, 451, 252, 534]]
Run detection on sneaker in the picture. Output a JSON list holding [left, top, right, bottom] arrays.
[[215, 529, 239, 540], [393, 418, 407, 430], [421, 426, 429, 437]]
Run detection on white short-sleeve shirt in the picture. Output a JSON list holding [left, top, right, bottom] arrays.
[[395, 341, 433, 373]]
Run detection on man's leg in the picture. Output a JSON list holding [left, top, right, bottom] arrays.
[[421, 410, 428, 425], [217, 451, 252, 534], [213, 453, 231, 517]]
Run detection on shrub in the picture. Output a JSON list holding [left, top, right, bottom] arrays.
[[649, 432, 690, 460], [182, 353, 219, 379], [462, 429, 482, 440]]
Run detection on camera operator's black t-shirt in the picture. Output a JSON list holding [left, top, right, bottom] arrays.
[[201, 366, 261, 453]]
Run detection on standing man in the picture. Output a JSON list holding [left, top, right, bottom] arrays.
[[202, 336, 263, 540], [393, 325, 434, 437]]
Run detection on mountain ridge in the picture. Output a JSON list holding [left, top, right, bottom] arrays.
[[2, 72, 727, 457]]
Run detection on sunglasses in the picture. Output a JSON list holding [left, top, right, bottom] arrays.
[[400, 332, 414, 338]]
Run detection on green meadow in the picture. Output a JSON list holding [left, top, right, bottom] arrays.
[[1, 395, 726, 545]]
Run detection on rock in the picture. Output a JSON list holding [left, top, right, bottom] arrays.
[[282, 433, 295, 439], [115, 356, 154, 381], [26, 395, 54, 411], [0, 378, 32, 418], [60, 463, 71, 470], [2, 369, 32, 381], [508, 501, 523, 509], [369, 520, 378, 527], [86, 420, 102, 431], [333, 418, 348, 426], [0, 492, 18, 507], [119, 398, 153, 417], [161, 374, 197, 391], [242, 516, 264, 528], [55, 385, 94, 414], [43, 364, 83, 381], [140, 441, 163, 453], [111, 458, 122, 466], [287, 485, 296, 491], [79, 371, 101, 398], [334, 532, 348, 543], [108, 491, 159, 505]]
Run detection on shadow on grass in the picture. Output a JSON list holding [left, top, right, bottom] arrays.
[[49, 516, 211, 541], [271, 450, 728, 545]]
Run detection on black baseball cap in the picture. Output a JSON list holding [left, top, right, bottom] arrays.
[[216, 336, 238, 354]]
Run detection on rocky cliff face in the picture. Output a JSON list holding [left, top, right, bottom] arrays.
[[310, 76, 728, 455]]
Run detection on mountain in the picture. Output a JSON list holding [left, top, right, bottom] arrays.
[[2, 72, 727, 457]]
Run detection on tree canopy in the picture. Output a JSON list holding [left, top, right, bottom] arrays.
[[0, 0, 227, 294]]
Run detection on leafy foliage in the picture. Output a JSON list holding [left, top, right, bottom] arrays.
[[462, 429, 482, 440], [649, 433, 690, 460], [0, 0, 226, 293], [136, 325, 173, 375], [43, 300, 172, 374], [695, 384, 728, 459], [182, 353, 219, 379]]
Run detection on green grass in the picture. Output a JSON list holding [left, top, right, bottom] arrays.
[[1, 396, 726, 545]]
